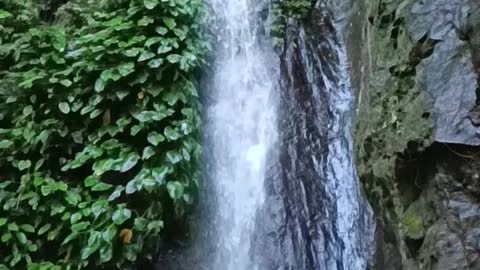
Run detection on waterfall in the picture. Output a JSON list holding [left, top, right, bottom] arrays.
[[196, 0, 376, 270], [204, 0, 278, 269]]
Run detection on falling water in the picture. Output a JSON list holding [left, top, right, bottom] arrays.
[[204, 0, 278, 269], [195, 0, 376, 270]]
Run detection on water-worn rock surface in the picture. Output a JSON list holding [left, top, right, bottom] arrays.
[[354, 0, 480, 269], [254, 1, 375, 269], [409, 0, 479, 145]]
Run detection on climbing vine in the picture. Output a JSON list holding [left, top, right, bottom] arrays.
[[0, 0, 208, 269]]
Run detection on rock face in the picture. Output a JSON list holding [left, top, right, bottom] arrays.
[[253, 1, 375, 269], [409, 0, 479, 145], [412, 145, 480, 270], [353, 0, 480, 269]]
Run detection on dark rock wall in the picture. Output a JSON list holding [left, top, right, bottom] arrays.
[[354, 0, 480, 269]]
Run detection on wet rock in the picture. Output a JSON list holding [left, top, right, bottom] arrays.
[[409, 0, 480, 145], [254, 1, 375, 269], [412, 144, 480, 270]]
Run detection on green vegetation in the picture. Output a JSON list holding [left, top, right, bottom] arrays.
[[354, 0, 434, 264], [0, 0, 208, 269], [271, 0, 313, 47]]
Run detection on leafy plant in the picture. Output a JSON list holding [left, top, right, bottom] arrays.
[[0, 0, 208, 269], [270, 0, 313, 47]]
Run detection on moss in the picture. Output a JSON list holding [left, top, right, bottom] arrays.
[[402, 196, 436, 240], [354, 0, 435, 267]]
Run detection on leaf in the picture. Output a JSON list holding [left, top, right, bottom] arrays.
[[134, 218, 148, 231], [0, 10, 13, 19], [18, 160, 32, 171], [90, 109, 103, 119], [108, 187, 124, 201], [148, 58, 163, 68], [47, 225, 63, 240], [84, 176, 99, 187], [16, 232, 27, 244], [166, 151, 182, 164], [20, 224, 35, 233], [0, 219, 6, 227], [124, 48, 141, 57], [142, 146, 155, 160], [91, 182, 113, 192], [120, 152, 140, 172], [157, 45, 172, 54], [131, 125, 142, 136], [138, 51, 155, 62], [60, 79, 72, 87], [100, 69, 113, 81], [164, 126, 180, 140], [52, 29, 66, 52], [112, 209, 131, 225], [58, 102, 70, 114], [71, 221, 90, 232], [28, 244, 37, 252], [81, 105, 95, 115], [91, 200, 108, 219], [6, 96, 16, 103], [23, 105, 33, 116], [118, 62, 135, 77], [65, 191, 80, 206], [70, 213, 82, 224], [167, 181, 184, 200], [147, 220, 164, 232], [95, 78, 106, 92], [163, 17, 176, 30], [1, 233, 11, 242], [116, 90, 130, 100], [100, 244, 113, 263], [116, 117, 131, 128], [93, 158, 116, 175], [0, 140, 13, 149], [152, 166, 169, 183], [138, 16, 154, 26], [155, 27, 168, 35], [144, 0, 158, 9], [119, 229, 133, 244], [147, 131, 165, 146], [167, 54, 181, 63], [61, 232, 79, 246], [103, 109, 111, 126], [101, 139, 120, 150], [38, 224, 51, 235]]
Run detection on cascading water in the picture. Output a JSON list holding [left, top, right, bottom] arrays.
[[173, 1, 377, 270], [204, 0, 278, 269]]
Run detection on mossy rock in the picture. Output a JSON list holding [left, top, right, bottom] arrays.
[[402, 196, 436, 240]]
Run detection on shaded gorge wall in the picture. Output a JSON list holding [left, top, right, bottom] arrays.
[[353, 0, 480, 269]]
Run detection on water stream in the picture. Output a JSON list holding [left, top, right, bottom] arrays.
[[205, 0, 278, 269], [200, 0, 375, 269]]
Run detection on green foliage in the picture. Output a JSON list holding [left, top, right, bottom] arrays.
[[0, 0, 208, 269], [270, 0, 313, 47], [402, 196, 435, 240], [354, 0, 434, 264]]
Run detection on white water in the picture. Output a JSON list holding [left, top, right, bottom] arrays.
[[205, 0, 278, 269]]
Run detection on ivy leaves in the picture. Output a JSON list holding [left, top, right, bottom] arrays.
[[0, 0, 207, 269], [0, 10, 12, 19], [144, 0, 159, 10]]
